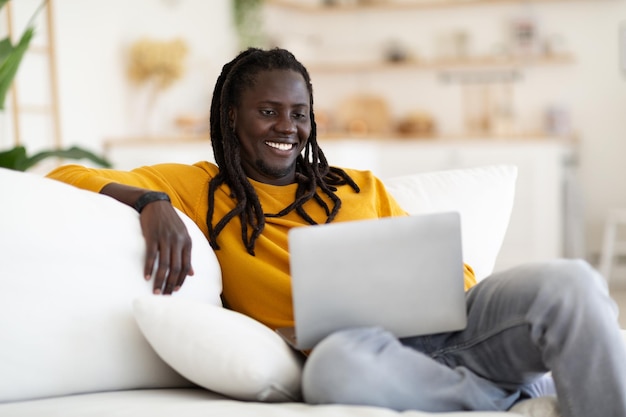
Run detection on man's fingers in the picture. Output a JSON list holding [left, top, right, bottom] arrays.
[[143, 242, 158, 281], [163, 249, 182, 295], [173, 242, 194, 291], [152, 246, 171, 295]]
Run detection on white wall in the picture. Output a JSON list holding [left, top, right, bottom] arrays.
[[2, 0, 626, 260]]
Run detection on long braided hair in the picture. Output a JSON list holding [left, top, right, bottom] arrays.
[[207, 47, 360, 255]]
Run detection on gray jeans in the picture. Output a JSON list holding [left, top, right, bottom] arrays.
[[302, 259, 626, 417]]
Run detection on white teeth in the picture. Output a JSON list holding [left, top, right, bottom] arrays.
[[266, 141, 294, 151]]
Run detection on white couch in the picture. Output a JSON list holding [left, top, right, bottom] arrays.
[[0, 164, 563, 417]]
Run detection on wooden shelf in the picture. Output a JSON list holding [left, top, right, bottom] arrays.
[[318, 131, 575, 142], [266, 0, 581, 12], [306, 54, 574, 73], [103, 134, 211, 149]]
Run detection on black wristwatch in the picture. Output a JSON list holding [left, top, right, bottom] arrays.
[[133, 191, 171, 213]]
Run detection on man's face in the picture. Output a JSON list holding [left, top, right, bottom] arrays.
[[230, 69, 311, 186]]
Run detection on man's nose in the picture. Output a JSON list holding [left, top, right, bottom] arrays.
[[276, 114, 296, 133]]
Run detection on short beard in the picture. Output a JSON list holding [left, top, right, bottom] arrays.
[[255, 158, 296, 181]]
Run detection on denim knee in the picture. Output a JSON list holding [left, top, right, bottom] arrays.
[[302, 327, 395, 405], [535, 259, 608, 306], [524, 259, 617, 332]]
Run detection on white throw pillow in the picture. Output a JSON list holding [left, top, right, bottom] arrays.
[[383, 165, 517, 281], [0, 168, 222, 402], [133, 296, 304, 402]]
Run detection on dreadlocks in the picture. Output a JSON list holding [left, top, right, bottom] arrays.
[[207, 47, 360, 255]]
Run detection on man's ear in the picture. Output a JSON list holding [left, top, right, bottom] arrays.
[[228, 108, 236, 130]]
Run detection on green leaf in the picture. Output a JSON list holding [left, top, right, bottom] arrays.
[[23, 146, 113, 171], [0, 0, 47, 110], [0, 145, 28, 170], [0, 37, 13, 63], [0, 145, 112, 171], [0, 27, 35, 110]]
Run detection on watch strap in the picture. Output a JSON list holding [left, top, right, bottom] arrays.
[[133, 191, 171, 213]]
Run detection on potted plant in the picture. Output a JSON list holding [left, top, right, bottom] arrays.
[[0, 145, 111, 171]]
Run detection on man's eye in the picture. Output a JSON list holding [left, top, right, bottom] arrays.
[[260, 109, 275, 116], [293, 113, 307, 120]]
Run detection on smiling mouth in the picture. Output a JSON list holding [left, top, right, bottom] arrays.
[[265, 141, 295, 151]]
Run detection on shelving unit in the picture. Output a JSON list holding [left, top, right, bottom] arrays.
[[263, 0, 579, 140], [264, 0, 578, 71], [265, 0, 582, 12]]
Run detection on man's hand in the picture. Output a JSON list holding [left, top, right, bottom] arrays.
[[100, 183, 195, 294], [140, 201, 195, 294]]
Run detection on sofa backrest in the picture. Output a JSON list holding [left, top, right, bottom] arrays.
[[384, 164, 517, 281], [0, 168, 222, 403]]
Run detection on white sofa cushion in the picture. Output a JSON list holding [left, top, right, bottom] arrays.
[[384, 165, 517, 281], [133, 296, 304, 402], [0, 168, 222, 402], [0, 388, 519, 417]]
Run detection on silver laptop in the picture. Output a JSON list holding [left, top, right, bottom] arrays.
[[276, 211, 467, 350]]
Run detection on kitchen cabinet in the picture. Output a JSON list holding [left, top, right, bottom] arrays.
[[105, 136, 579, 273]]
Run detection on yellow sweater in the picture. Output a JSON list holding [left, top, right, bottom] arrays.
[[47, 162, 476, 330]]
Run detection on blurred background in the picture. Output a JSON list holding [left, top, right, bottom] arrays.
[[1, 0, 626, 289]]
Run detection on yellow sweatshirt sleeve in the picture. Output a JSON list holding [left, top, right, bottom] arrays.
[[46, 164, 121, 193], [463, 263, 477, 291], [46, 162, 218, 237]]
